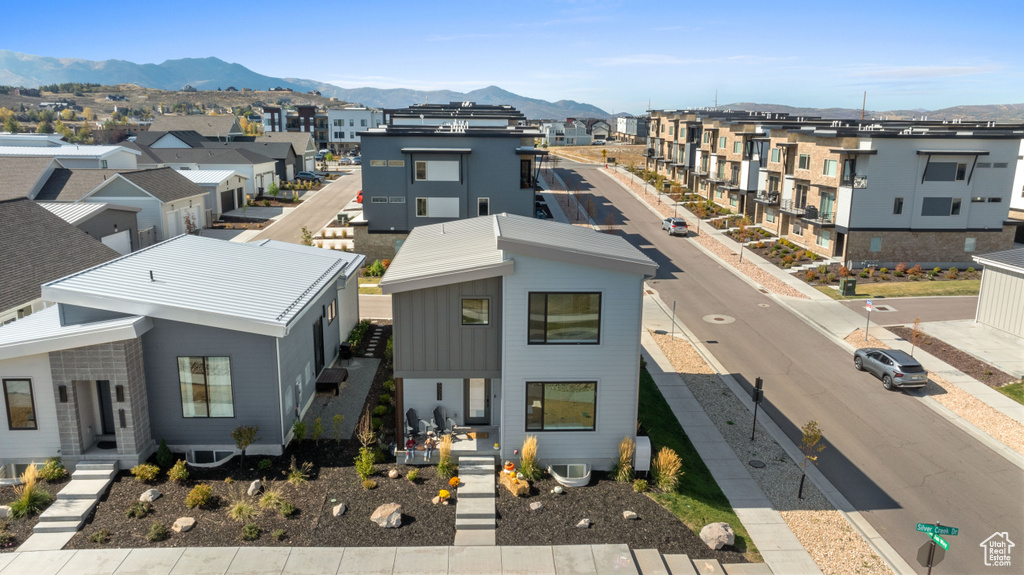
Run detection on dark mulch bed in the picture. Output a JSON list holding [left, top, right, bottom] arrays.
[[495, 472, 747, 564], [0, 476, 68, 552], [888, 326, 1016, 386], [252, 195, 307, 208]]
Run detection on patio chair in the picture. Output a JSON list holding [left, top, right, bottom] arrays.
[[405, 408, 426, 439], [431, 406, 457, 436]]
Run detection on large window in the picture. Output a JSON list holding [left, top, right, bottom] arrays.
[[798, 154, 811, 170], [178, 357, 234, 418], [462, 298, 489, 325], [893, 197, 904, 215], [921, 197, 962, 216], [770, 148, 781, 163], [3, 379, 37, 430], [528, 292, 601, 344], [526, 382, 596, 431], [822, 159, 837, 177], [478, 197, 490, 216]]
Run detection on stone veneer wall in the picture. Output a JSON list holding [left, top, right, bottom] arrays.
[[845, 226, 1016, 268], [49, 339, 154, 462], [352, 224, 409, 262]]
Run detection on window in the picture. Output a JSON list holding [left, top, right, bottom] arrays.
[[178, 357, 233, 418], [478, 197, 489, 216], [370, 196, 388, 204], [792, 223, 803, 236], [964, 237, 976, 253], [956, 163, 967, 180], [528, 292, 601, 344], [327, 300, 337, 324], [893, 197, 904, 215], [767, 174, 780, 193], [870, 237, 882, 252], [770, 148, 781, 163], [349, 132, 355, 139], [993, 162, 1009, 168], [100, 160, 108, 169], [733, 141, 742, 154], [416, 198, 427, 216], [360, 119, 367, 127], [921, 197, 954, 216], [388, 196, 405, 203], [349, 119, 354, 126], [719, 136, 727, 150], [526, 382, 596, 431], [816, 229, 831, 248], [388, 160, 405, 167], [462, 298, 489, 325], [765, 209, 775, 223], [413, 160, 459, 181], [923, 162, 960, 182], [798, 154, 811, 170], [971, 196, 985, 203], [952, 198, 962, 215], [415, 161, 427, 180], [668, 126, 674, 136], [988, 197, 1002, 203], [822, 159, 837, 177], [334, 131, 343, 139], [414, 197, 458, 217], [703, 131, 710, 144], [3, 379, 36, 430], [977, 162, 991, 168], [369, 160, 387, 167]]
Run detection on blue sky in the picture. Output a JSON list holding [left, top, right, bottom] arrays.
[[4, 0, 1021, 114]]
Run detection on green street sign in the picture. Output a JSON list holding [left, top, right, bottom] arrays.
[[916, 523, 959, 536], [930, 533, 950, 550]]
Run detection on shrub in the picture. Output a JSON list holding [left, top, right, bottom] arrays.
[[311, 417, 323, 443], [156, 439, 174, 469], [88, 530, 109, 544], [379, 393, 392, 406], [347, 319, 372, 346], [838, 266, 851, 278], [126, 501, 152, 519], [130, 463, 160, 483], [185, 484, 213, 508], [966, 267, 976, 273], [879, 267, 888, 274], [612, 436, 635, 483], [436, 435, 457, 479], [286, 457, 313, 485], [826, 272, 837, 283], [945, 268, 959, 279], [258, 458, 273, 471], [867, 267, 875, 278], [279, 501, 297, 518], [273, 529, 287, 541], [372, 405, 388, 417], [817, 265, 828, 275], [292, 421, 306, 441], [879, 274, 889, 280], [382, 379, 396, 393], [859, 271, 869, 278], [933, 267, 942, 275], [449, 476, 461, 488], [894, 271, 904, 277], [355, 447, 376, 480], [147, 522, 169, 542], [384, 336, 393, 364], [804, 270, 818, 282], [909, 265, 924, 276], [168, 459, 189, 483], [259, 482, 285, 509], [651, 447, 683, 492], [38, 457, 67, 482], [241, 523, 260, 541], [895, 262, 908, 274], [333, 414, 345, 442], [406, 469, 419, 482], [633, 479, 649, 493], [519, 436, 542, 480], [366, 259, 387, 277], [227, 500, 257, 523], [362, 479, 378, 490], [781, 255, 794, 265], [371, 417, 382, 430]]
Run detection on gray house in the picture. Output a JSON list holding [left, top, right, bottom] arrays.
[[0, 235, 365, 471], [357, 124, 546, 259], [380, 214, 657, 469]]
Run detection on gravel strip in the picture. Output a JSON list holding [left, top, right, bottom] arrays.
[[844, 329, 1024, 456], [650, 332, 891, 575]]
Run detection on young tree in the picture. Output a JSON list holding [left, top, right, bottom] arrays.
[[230, 425, 260, 468], [300, 226, 314, 246], [798, 420, 826, 499], [909, 317, 926, 357], [736, 217, 752, 262]]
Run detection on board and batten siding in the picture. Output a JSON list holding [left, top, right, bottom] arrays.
[[500, 254, 644, 470], [402, 377, 465, 428], [977, 266, 1024, 338], [393, 277, 502, 379], [0, 354, 60, 464], [336, 273, 360, 345]]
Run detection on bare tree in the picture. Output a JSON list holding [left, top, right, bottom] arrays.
[[909, 317, 926, 357], [798, 420, 826, 499]]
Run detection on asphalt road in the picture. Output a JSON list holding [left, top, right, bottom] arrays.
[[250, 168, 362, 243], [839, 296, 979, 327], [555, 161, 1023, 574]]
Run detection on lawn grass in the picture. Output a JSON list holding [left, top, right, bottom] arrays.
[[639, 368, 761, 561], [996, 381, 1024, 406], [358, 277, 382, 295], [815, 279, 980, 300]]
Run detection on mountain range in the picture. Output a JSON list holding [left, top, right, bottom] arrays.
[[721, 102, 1024, 123], [0, 50, 609, 119]]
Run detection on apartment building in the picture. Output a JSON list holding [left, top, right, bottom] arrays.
[[327, 107, 384, 152], [614, 116, 648, 144], [261, 105, 330, 150]]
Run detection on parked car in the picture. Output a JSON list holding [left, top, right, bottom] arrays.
[[351, 156, 361, 165], [295, 171, 324, 183], [661, 217, 688, 236], [338, 157, 352, 165], [853, 348, 929, 390], [593, 139, 606, 145]]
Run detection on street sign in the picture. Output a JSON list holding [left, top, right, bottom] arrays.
[[865, 299, 873, 312], [930, 533, 950, 550], [917, 523, 959, 536]]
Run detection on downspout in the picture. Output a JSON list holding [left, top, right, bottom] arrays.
[[276, 338, 285, 450], [973, 267, 985, 324]]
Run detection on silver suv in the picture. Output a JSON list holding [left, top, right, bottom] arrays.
[[853, 348, 928, 390]]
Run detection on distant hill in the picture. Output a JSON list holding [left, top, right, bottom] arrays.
[[0, 50, 609, 119], [722, 102, 1024, 123]]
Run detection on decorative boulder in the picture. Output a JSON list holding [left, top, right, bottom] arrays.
[[333, 503, 347, 517], [172, 517, 195, 533], [622, 510, 639, 520], [700, 522, 736, 550], [576, 518, 591, 528], [431, 496, 441, 505], [370, 503, 403, 528], [0, 505, 10, 519], [388, 468, 400, 479], [529, 502, 543, 511], [247, 479, 261, 497], [139, 489, 161, 503]]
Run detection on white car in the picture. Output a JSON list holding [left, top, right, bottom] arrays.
[[662, 218, 688, 236]]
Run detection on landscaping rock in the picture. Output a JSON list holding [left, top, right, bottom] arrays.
[[0, 505, 10, 519], [370, 503, 402, 528], [622, 510, 638, 520], [172, 517, 195, 533], [431, 496, 441, 505], [576, 518, 591, 528], [529, 502, 543, 511], [700, 522, 735, 550], [247, 479, 261, 497], [332, 503, 346, 517], [139, 489, 161, 503], [388, 469, 400, 479]]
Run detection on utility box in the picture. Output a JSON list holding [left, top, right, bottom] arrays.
[[634, 435, 652, 475], [840, 277, 857, 296]]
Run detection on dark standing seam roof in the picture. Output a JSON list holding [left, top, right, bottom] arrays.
[[204, 141, 294, 162], [133, 130, 211, 148], [117, 167, 209, 203], [0, 198, 120, 312], [0, 157, 55, 201], [35, 167, 207, 203]]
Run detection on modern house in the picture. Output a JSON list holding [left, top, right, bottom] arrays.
[[0, 144, 141, 169], [0, 235, 365, 472], [585, 119, 612, 140], [260, 106, 330, 150], [541, 120, 592, 146], [326, 107, 384, 152], [379, 214, 657, 469], [255, 132, 317, 172], [129, 144, 278, 199], [175, 169, 250, 219], [973, 248, 1024, 339], [135, 130, 306, 184], [148, 115, 243, 141], [355, 120, 546, 260]]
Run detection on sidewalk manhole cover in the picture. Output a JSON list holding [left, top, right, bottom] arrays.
[[749, 460, 766, 468], [874, 305, 895, 312], [758, 303, 770, 308], [702, 314, 736, 325]]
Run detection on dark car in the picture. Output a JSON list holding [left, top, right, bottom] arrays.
[[295, 171, 324, 183], [661, 217, 688, 236], [853, 348, 928, 390]]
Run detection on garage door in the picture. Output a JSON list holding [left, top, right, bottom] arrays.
[[101, 230, 132, 255], [221, 190, 235, 214]]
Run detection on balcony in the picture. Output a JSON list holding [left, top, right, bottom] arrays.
[[779, 199, 806, 216], [753, 191, 780, 205], [801, 206, 835, 227]]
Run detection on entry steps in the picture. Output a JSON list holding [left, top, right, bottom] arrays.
[[632, 549, 773, 574], [453, 455, 496, 546], [34, 461, 118, 534]]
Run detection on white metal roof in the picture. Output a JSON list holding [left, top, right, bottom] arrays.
[[380, 214, 657, 294], [175, 169, 246, 185], [41, 235, 366, 338], [0, 306, 152, 361], [0, 145, 140, 158], [37, 202, 141, 225]]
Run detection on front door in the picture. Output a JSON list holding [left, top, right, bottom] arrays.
[[96, 380, 115, 436], [464, 378, 490, 425], [313, 317, 324, 375]]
